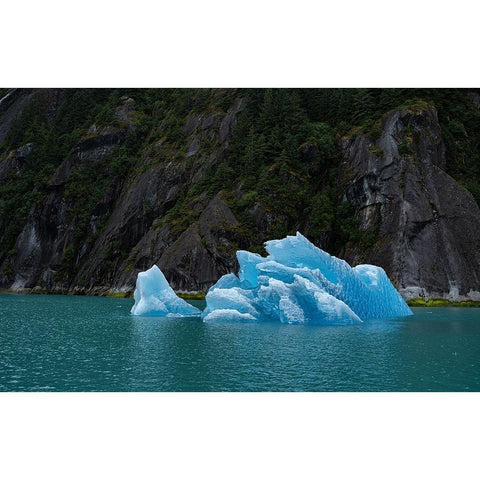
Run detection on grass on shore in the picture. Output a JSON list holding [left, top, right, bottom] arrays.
[[3, 289, 479, 307], [107, 291, 206, 300], [106, 291, 133, 299], [177, 292, 206, 300], [407, 298, 480, 307]]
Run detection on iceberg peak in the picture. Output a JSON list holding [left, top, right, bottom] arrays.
[[130, 265, 201, 317]]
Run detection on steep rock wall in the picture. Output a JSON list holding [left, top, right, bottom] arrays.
[[341, 106, 480, 300], [0, 91, 247, 294], [1, 90, 480, 300]]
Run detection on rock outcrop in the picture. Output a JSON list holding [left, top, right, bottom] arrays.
[[341, 105, 480, 301], [1, 89, 480, 301], [0, 90, 247, 294]]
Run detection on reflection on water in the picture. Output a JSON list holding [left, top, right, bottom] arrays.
[[1, 294, 479, 391]]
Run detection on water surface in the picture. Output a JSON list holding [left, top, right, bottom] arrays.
[[1, 293, 479, 391]]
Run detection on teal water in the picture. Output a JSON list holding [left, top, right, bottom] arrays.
[[0, 293, 479, 391]]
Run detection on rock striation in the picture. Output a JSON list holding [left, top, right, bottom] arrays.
[[341, 106, 480, 301]]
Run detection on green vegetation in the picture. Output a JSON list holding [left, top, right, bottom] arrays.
[[368, 145, 384, 157], [106, 291, 132, 298], [177, 292, 206, 300], [1, 88, 480, 287], [0, 90, 115, 266], [407, 298, 480, 307], [0, 88, 14, 99]]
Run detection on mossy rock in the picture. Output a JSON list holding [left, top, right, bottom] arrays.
[[177, 292, 206, 300], [106, 291, 133, 298], [407, 298, 480, 307]]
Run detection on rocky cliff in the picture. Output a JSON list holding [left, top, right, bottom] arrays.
[[1, 88, 479, 301], [341, 105, 480, 301], [0, 89, 252, 295]]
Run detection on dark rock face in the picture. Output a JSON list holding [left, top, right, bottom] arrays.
[[157, 193, 240, 291], [5, 134, 128, 291], [0, 143, 35, 184], [0, 91, 247, 294], [9, 191, 67, 290], [75, 101, 246, 294], [0, 89, 35, 143], [1, 90, 480, 301], [341, 106, 480, 300], [0, 95, 136, 292]]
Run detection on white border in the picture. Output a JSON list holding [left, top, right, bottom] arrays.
[[0, 392, 478, 479], [1, 1, 479, 478], [1, 1, 479, 87]]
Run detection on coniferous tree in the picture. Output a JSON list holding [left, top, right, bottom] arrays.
[[352, 88, 376, 124]]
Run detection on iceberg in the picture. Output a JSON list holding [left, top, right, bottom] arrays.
[[130, 265, 201, 316], [131, 232, 412, 324], [201, 232, 412, 324]]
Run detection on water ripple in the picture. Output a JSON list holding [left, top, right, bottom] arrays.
[[1, 295, 480, 391]]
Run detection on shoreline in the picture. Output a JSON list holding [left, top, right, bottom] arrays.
[[0, 287, 207, 301], [406, 298, 480, 307], [2, 288, 480, 306]]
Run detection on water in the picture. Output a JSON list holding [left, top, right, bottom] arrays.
[[1, 293, 479, 391]]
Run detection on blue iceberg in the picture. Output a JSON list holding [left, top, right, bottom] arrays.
[[201, 232, 412, 325], [130, 265, 201, 316], [131, 233, 412, 324]]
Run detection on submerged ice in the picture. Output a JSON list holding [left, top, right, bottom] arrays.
[[202, 232, 412, 325], [131, 232, 412, 324], [130, 265, 201, 317]]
